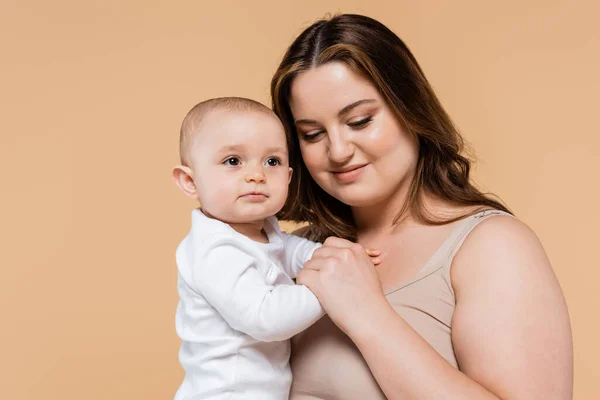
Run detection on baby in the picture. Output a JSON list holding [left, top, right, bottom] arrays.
[[171, 97, 377, 400]]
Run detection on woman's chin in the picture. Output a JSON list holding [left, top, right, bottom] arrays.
[[328, 188, 381, 208]]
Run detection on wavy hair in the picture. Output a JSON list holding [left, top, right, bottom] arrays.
[[272, 14, 510, 242]]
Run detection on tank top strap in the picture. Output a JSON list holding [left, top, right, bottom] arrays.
[[443, 209, 514, 263], [386, 209, 514, 295], [425, 209, 514, 298]]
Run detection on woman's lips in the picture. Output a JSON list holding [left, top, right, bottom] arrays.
[[331, 164, 368, 183]]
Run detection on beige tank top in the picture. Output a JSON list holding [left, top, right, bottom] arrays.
[[289, 210, 512, 399]]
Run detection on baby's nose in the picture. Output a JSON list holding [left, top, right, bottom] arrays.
[[245, 170, 266, 183]]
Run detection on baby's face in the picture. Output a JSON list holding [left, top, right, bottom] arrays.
[[188, 109, 292, 224]]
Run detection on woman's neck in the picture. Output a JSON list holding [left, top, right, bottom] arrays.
[[352, 189, 489, 242], [351, 188, 465, 238], [352, 181, 414, 236]]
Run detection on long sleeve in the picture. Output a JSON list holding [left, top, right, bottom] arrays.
[[193, 238, 324, 342], [280, 233, 322, 279]]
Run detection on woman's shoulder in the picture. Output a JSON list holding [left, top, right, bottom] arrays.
[[461, 210, 536, 252], [451, 210, 552, 291], [448, 211, 572, 398]]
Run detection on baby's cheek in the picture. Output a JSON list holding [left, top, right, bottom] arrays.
[[209, 179, 236, 201], [198, 176, 233, 206], [269, 171, 290, 194]]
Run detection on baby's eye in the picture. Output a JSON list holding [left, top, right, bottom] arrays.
[[223, 157, 241, 166], [265, 157, 281, 167]]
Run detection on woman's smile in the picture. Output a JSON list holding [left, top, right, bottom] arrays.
[[330, 163, 369, 183]]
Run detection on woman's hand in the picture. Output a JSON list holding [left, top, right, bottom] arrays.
[[297, 237, 390, 337]]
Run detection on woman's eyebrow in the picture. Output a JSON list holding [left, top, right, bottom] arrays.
[[294, 98, 376, 125], [294, 118, 317, 125], [337, 99, 376, 117]]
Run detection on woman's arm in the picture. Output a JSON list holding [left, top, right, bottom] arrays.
[[297, 217, 573, 400], [450, 216, 572, 399]]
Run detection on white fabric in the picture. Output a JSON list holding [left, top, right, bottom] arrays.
[[175, 209, 324, 400]]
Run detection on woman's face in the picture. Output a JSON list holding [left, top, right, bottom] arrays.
[[289, 61, 419, 208]]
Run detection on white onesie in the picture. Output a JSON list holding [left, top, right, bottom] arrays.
[[175, 209, 324, 400]]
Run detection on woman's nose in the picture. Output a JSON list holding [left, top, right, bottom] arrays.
[[328, 130, 355, 164]]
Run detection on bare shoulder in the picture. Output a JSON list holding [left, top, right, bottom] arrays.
[[450, 214, 565, 327], [449, 214, 573, 399], [452, 214, 550, 286]]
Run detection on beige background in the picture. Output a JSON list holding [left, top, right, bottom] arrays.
[[1, 0, 598, 399]]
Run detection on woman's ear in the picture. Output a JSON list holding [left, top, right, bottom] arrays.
[[172, 165, 199, 200], [288, 167, 293, 184]]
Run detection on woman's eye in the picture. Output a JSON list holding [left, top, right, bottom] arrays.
[[265, 157, 281, 167], [348, 116, 373, 128], [301, 130, 325, 142], [223, 157, 241, 166]]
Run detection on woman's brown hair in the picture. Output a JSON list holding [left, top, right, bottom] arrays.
[[272, 14, 510, 242]]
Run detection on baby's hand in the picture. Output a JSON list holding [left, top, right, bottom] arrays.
[[364, 248, 382, 266]]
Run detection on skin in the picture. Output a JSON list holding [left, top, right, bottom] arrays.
[[172, 109, 293, 242], [290, 62, 573, 399], [171, 106, 383, 258]]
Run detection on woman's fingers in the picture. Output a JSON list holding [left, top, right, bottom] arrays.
[[296, 268, 320, 292], [322, 246, 381, 265], [370, 256, 382, 266], [365, 248, 382, 256], [302, 253, 337, 272], [323, 236, 368, 257], [365, 248, 382, 265], [312, 246, 345, 260], [314, 240, 381, 266], [322, 236, 354, 248], [300, 238, 386, 335]]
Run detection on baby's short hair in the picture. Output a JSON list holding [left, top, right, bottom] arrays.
[[179, 97, 275, 166]]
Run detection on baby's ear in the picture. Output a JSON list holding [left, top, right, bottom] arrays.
[[288, 167, 293, 184], [172, 165, 198, 200]]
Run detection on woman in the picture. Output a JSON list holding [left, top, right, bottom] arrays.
[[271, 14, 573, 400]]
